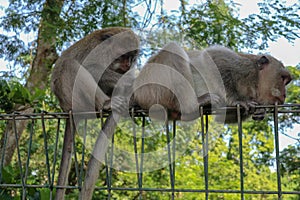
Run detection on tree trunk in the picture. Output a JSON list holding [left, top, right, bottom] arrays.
[[0, 0, 64, 166], [0, 107, 34, 166]]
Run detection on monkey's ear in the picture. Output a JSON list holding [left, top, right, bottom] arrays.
[[257, 56, 269, 70]]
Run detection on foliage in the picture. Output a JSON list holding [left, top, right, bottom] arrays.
[[280, 143, 300, 199], [0, 79, 31, 112], [280, 144, 300, 174], [183, 0, 300, 50], [184, 0, 243, 49], [0, 0, 140, 78], [0, 79, 59, 113], [286, 66, 300, 104]]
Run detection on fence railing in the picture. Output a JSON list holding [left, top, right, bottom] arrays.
[[0, 104, 299, 199]]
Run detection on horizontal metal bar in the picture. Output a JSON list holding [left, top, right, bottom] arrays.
[[1, 184, 299, 195], [0, 104, 299, 120], [92, 187, 300, 195], [0, 184, 80, 189]]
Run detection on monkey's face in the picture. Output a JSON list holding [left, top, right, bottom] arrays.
[[109, 51, 138, 74], [257, 56, 292, 105]]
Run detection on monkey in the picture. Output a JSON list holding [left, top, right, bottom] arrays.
[[188, 46, 292, 123], [51, 27, 139, 200], [133, 43, 292, 123], [52, 27, 139, 113]]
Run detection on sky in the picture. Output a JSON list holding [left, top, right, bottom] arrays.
[[234, 0, 300, 66], [0, 0, 299, 148]]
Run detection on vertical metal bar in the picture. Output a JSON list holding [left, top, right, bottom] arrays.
[[237, 104, 244, 200], [172, 119, 176, 194], [139, 115, 146, 199], [200, 106, 209, 200], [132, 109, 142, 198], [108, 114, 115, 200], [273, 103, 282, 199], [205, 114, 209, 198], [70, 112, 80, 188], [0, 121, 9, 182], [166, 120, 174, 199], [13, 113, 26, 200], [102, 111, 111, 199], [108, 135, 114, 200], [51, 118, 61, 200], [24, 119, 34, 197], [41, 112, 51, 188], [79, 118, 88, 190]]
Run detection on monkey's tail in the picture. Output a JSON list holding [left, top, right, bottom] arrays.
[[79, 113, 120, 200], [55, 118, 75, 200]]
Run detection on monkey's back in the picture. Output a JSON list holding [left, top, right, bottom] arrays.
[[133, 42, 198, 119]]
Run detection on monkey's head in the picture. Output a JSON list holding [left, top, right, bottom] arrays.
[[98, 27, 139, 74], [256, 55, 292, 105]]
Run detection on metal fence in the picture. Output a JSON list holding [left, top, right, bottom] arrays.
[[0, 104, 299, 199]]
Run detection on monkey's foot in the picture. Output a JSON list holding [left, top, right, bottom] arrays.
[[233, 100, 266, 120], [102, 100, 111, 110], [198, 93, 223, 107]]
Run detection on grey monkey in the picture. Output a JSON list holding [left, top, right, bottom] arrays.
[[51, 27, 139, 200], [188, 46, 292, 123]]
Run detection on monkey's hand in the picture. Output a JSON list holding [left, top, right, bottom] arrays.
[[243, 101, 266, 120], [111, 96, 129, 116], [243, 101, 266, 121], [234, 100, 266, 120]]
